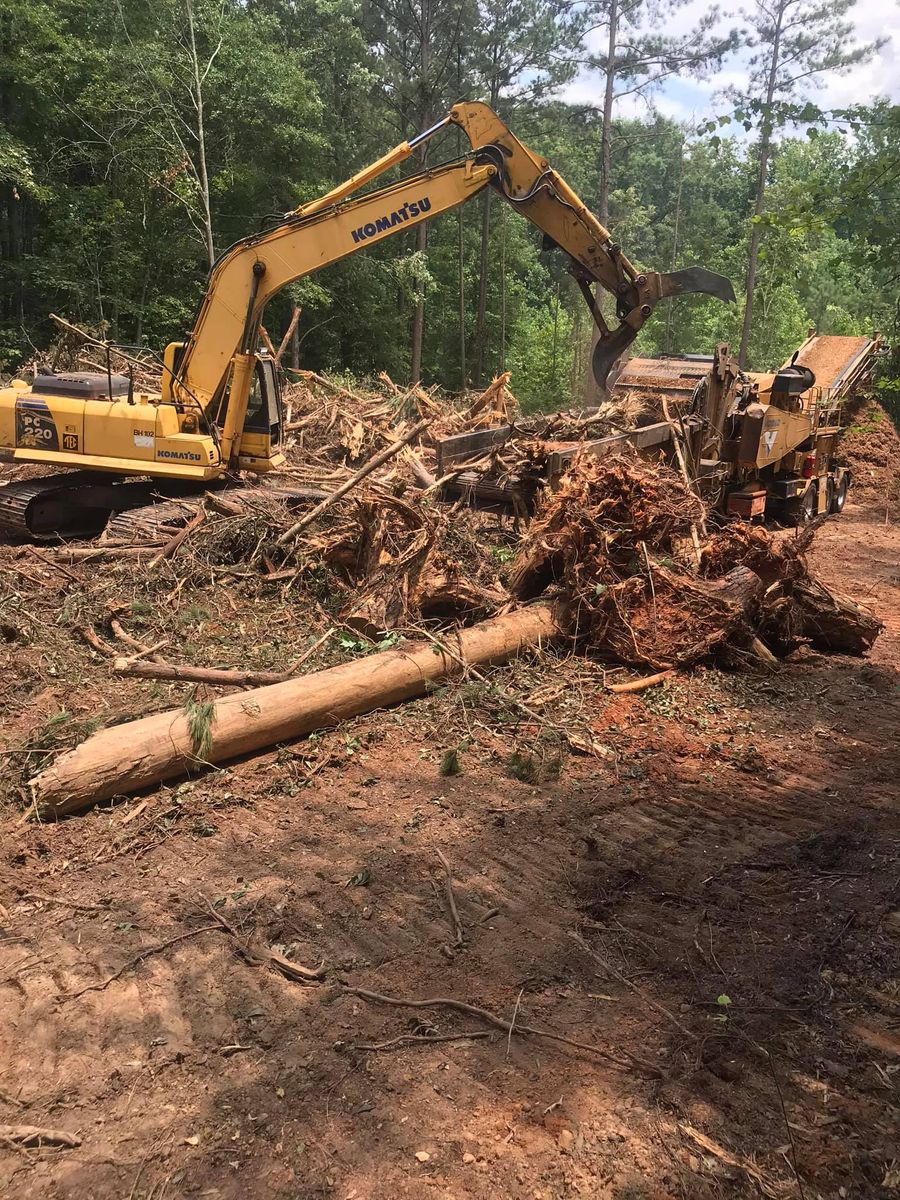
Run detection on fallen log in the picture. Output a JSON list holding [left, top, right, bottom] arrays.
[[31, 604, 565, 818]]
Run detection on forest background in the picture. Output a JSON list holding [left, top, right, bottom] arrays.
[[2, 0, 899, 411]]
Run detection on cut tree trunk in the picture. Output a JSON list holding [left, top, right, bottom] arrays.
[[793, 579, 883, 654], [31, 605, 565, 818]]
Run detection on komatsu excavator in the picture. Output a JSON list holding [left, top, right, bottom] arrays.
[[0, 101, 734, 538]]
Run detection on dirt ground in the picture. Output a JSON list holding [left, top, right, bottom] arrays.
[[1, 452, 898, 1198]]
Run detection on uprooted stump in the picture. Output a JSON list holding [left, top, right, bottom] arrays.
[[509, 453, 882, 668], [700, 521, 882, 656], [509, 455, 705, 602], [788, 578, 883, 655]]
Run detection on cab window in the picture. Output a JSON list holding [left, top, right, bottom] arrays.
[[242, 359, 282, 443]]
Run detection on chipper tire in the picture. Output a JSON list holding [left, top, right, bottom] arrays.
[[782, 484, 817, 527], [830, 474, 849, 514]]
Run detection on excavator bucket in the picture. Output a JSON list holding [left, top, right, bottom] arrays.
[[591, 267, 736, 393], [659, 267, 736, 304]]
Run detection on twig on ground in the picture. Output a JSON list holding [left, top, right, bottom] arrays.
[[760, 1043, 806, 1200], [148, 509, 205, 569], [475, 907, 500, 926], [108, 619, 169, 664], [21, 892, 103, 913], [27, 548, 82, 585], [112, 659, 290, 687], [507, 986, 525, 1059], [435, 848, 464, 946], [569, 930, 695, 1038], [121, 639, 171, 664], [642, 540, 658, 631], [344, 985, 661, 1076], [0, 1124, 81, 1148], [678, 1122, 779, 1197], [64, 923, 222, 1000], [357, 1031, 493, 1051], [607, 669, 675, 694], [81, 626, 115, 657], [201, 896, 324, 983], [286, 626, 335, 673]]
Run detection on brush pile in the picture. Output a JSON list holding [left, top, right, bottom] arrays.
[[7, 330, 881, 672], [84, 440, 881, 670], [298, 489, 504, 633], [281, 370, 503, 478], [508, 455, 882, 668], [281, 369, 641, 507], [140, 483, 507, 635]]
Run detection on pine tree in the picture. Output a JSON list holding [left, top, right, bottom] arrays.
[[361, 0, 473, 382], [581, 0, 739, 400], [468, 0, 583, 385], [734, 0, 881, 366]]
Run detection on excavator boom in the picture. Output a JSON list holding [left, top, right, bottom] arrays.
[[0, 101, 735, 539], [172, 101, 734, 426]]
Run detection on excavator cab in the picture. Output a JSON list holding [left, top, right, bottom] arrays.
[[230, 355, 284, 471]]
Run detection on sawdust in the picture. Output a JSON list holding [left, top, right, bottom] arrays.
[[791, 334, 871, 390]]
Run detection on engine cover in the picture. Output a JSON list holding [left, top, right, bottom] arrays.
[[32, 372, 131, 400]]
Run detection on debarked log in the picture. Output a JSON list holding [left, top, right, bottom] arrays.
[[31, 604, 565, 819]]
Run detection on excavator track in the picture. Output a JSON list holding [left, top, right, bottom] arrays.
[[0, 470, 331, 545], [0, 472, 157, 540], [103, 484, 329, 545], [0, 472, 184, 541]]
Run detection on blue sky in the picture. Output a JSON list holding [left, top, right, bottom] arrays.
[[561, 0, 900, 127]]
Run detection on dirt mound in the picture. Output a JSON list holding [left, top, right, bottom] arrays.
[[839, 398, 900, 513]]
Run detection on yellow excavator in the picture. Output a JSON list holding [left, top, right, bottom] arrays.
[[0, 101, 734, 538]]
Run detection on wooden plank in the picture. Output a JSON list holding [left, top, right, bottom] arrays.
[[434, 425, 514, 472], [547, 421, 674, 478]]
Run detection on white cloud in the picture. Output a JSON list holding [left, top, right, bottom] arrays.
[[560, 0, 900, 124]]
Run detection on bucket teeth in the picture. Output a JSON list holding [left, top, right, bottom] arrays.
[[590, 267, 735, 393]]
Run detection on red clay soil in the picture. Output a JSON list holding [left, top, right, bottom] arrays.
[[0, 501, 898, 1198]]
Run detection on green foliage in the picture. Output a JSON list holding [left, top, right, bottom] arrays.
[[0, 0, 894, 398], [338, 630, 401, 655], [439, 747, 462, 776], [506, 744, 562, 784], [183, 695, 216, 761]]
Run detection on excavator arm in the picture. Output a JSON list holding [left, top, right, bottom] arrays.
[[446, 102, 734, 388], [171, 101, 734, 463]]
